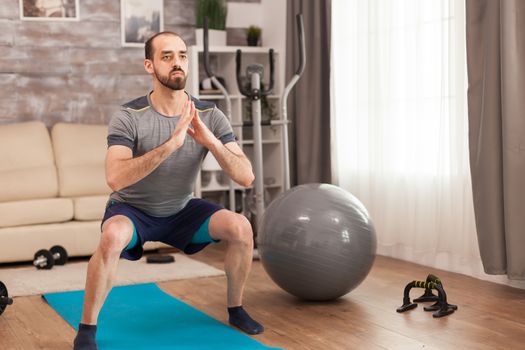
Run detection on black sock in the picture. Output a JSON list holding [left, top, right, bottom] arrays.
[[228, 306, 264, 335], [73, 323, 98, 350]]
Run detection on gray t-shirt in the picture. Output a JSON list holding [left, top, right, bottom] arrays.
[[107, 92, 235, 217]]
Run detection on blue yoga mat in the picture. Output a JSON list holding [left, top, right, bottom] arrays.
[[43, 283, 280, 350]]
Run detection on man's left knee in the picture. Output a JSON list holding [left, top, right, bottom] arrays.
[[227, 214, 253, 245]]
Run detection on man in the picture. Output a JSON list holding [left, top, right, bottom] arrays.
[[73, 31, 264, 350]]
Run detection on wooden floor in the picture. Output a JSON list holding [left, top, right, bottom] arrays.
[[1, 243, 525, 350]]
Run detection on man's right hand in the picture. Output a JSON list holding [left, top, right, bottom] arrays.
[[169, 99, 196, 150]]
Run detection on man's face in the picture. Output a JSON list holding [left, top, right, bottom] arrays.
[[149, 35, 189, 91]]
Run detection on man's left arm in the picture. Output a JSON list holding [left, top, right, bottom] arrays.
[[187, 109, 254, 187], [207, 140, 254, 187]]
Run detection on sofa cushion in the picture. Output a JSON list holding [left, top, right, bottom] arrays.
[[74, 195, 109, 221], [0, 121, 58, 202], [0, 221, 101, 263], [0, 222, 170, 263], [51, 123, 112, 197], [0, 198, 73, 228]]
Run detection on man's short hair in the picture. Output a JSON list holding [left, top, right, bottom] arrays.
[[145, 31, 186, 60]]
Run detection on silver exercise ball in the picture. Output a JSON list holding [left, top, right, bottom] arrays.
[[258, 183, 377, 301]]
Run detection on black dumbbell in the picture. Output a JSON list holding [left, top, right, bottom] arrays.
[[0, 281, 13, 316], [33, 245, 68, 270]]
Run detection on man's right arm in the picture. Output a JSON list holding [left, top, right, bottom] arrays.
[[105, 139, 177, 192]]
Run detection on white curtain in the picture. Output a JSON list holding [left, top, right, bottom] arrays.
[[331, 0, 525, 288]]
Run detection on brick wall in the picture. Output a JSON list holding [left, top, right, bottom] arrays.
[[0, 0, 259, 126]]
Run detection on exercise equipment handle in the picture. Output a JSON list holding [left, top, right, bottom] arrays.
[[261, 49, 274, 96], [236, 50, 251, 96], [295, 13, 306, 76], [283, 14, 306, 99], [281, 13, 305, 191], [236, 48, 275, 98], [397, 280, 456, 318]]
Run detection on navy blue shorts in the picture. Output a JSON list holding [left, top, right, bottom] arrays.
[[101, 198, 223, 261]]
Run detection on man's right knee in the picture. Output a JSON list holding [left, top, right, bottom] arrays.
[[99, 215, 134, 257]]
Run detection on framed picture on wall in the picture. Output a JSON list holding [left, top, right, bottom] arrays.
[[121, 0, 164, 47], [20, 0, 79, 21]]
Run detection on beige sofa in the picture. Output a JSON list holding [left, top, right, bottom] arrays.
[[0, 121, 163, 264]]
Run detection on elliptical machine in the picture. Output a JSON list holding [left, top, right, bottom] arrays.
[[235, 41, 275, 230], [235, 14, 305, 232]]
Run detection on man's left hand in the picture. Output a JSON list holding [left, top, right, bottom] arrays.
[[187, 111, 219, 149]]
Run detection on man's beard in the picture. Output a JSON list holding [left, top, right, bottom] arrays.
[[154, 67, 187, 90]]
